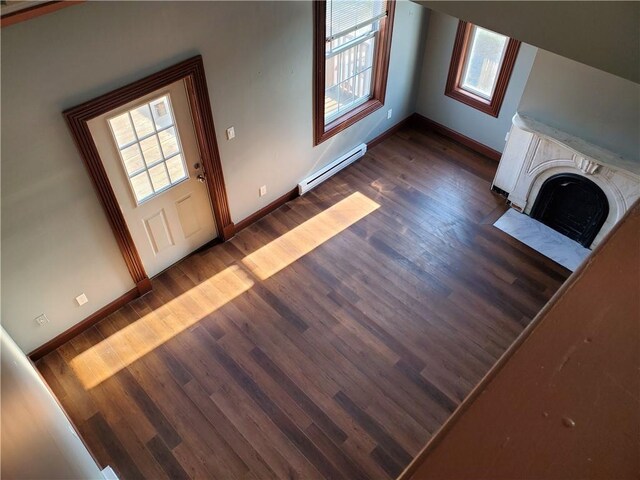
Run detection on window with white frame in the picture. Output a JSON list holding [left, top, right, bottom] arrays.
[[108, 95, 188, 204]]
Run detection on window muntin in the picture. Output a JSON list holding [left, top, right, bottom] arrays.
[[444, 21, 520, 117], [459, 25, 509, 100], [314, 0, 395, 145], [324, 1, 386, 124], [108, 94, 188, 204], [324, 35, 375, 123]]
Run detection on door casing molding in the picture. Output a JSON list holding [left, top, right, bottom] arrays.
[[64, 55, 234, 294]]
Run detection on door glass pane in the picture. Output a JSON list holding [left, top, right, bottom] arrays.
[[158, 127, 179, 157], [120, 144, 144, 175], [150, 96, 173, 130], [139, 136, 163, 166], [108, 93, 189, 204], [130, 172, 153, 202], [130, 104, 155, 138], [148, 163, 170, 191], [109, 113, 136, 148], [460, 26, 508, 99], [166, 154, 187, 183]]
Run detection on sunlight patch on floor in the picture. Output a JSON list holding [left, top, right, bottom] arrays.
[[241, 191, 380, 280], [69, 265, 254, 389], [70, 191, 379, 389]]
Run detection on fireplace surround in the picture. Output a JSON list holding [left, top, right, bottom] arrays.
[[493, 114, 640, 249]]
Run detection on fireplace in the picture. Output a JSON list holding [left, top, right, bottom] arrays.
[[530, 174, 609, 247], [492, 114, 640, 249]]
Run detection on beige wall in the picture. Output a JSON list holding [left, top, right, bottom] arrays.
[[518, 49, 640, 162], [413, 4, 639, 161], [1, 1, 428, 353], [414, 9, 537, 153], [1, 327, 105, 478], [415, 1, 640, 83]]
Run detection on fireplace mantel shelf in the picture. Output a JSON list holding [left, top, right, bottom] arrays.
[[513, 114, 639, 176]]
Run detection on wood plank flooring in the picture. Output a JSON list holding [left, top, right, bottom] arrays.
[[37, 127, 570, 480]]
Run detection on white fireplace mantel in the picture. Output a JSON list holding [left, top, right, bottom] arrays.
[[493, 114, 640, 248]]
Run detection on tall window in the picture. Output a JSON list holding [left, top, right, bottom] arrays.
[[445, 21, 520, 117], [314, 0, 395, 145]]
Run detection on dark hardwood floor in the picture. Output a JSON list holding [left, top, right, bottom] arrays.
[[37, 127, 570, 480]]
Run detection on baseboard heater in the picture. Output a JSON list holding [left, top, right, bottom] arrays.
[[298, 143, 367, 195]]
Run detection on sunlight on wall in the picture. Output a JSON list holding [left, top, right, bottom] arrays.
[[70, 191, 380, 389], [242, 191, 380, 280], [69, 265, 254, 389]]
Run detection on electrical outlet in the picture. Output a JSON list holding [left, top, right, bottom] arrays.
[[76, 293, 88, 306], [35, 314, 49, 327], [387, 108, 392, 119], [505, 131, 510, 142], [259, 185, 267, 197], [226, 127, 235, 140]]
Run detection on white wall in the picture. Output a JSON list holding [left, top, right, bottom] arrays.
[[414, 9, 537, 153], [518, 49, 640, 163], [0, 327, 105, 479], [415, 1, 640, 84], [1, 1, 428, 353]]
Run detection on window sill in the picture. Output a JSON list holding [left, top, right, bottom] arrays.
[[445, 87, 500, 117], [315, 98, 383, 145]]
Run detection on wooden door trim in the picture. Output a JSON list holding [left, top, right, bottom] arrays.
[[1, 1, 83, 28], [64, 55, 234, 293]]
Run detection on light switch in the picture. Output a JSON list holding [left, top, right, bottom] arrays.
[[226, 127, 236, 140], [76, 293, 89, 306]]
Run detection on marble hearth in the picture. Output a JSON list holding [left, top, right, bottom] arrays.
[[493, 113, 640, 249], [494, 209, 590, 271]]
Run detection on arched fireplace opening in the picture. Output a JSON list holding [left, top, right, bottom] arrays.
[[530, 174, 609, 248]]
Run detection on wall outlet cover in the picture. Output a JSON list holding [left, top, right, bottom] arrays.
[[226, 127, 235, 140], [259, 185, 267, 197], [76, 293, 89, 306], [35, 314, 49, 326]]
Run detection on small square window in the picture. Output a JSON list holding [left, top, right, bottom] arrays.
[[445, 21, 521, 117], [108, 94, 189, 204]]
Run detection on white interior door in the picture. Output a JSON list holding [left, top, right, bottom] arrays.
[[88, 80, 217, 278]]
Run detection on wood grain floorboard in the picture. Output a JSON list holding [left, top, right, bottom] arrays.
[[37, 127, 570, 479]]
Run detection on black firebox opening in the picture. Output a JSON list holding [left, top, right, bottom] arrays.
[[530, 173, 609, 248]]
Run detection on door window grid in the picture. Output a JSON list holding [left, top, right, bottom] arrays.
[[108, 94, 188, 205]]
